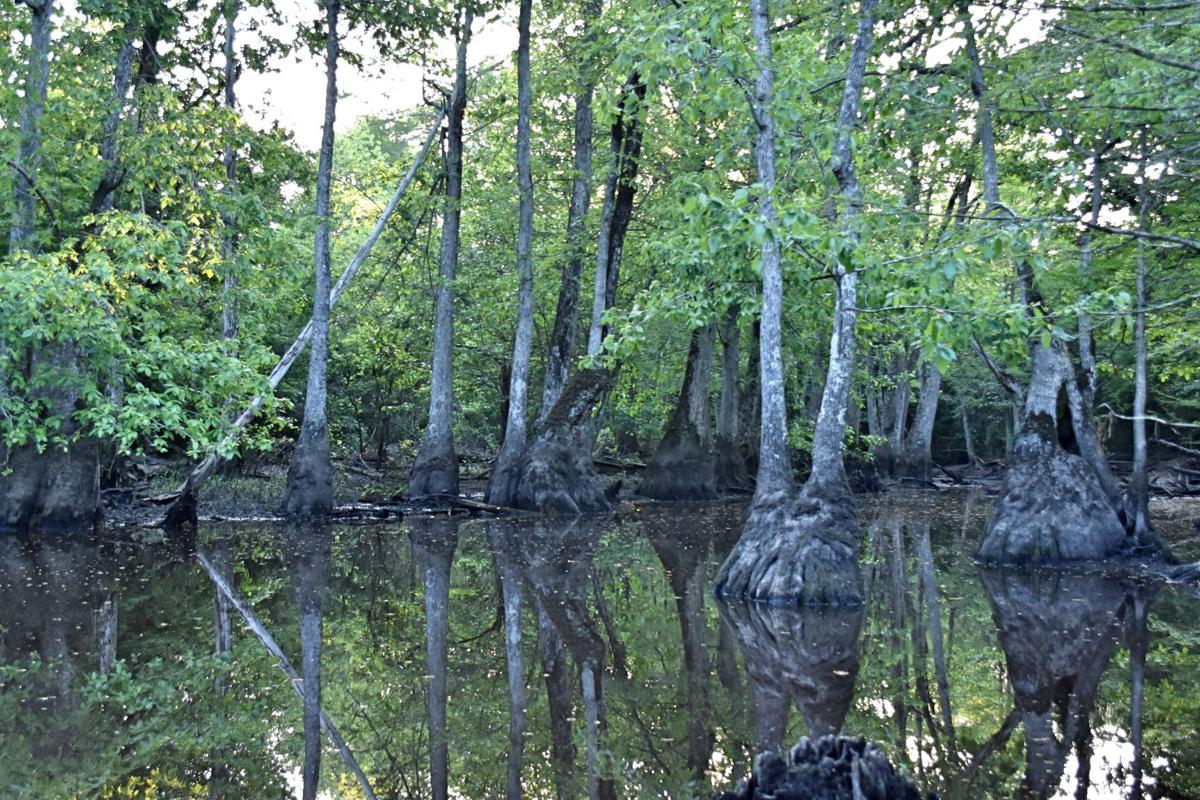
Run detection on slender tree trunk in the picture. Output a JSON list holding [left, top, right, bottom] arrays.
[[9, 0, 53, 252], [586, 73, 646, 358], [487, 0, 536, 507], [90, 25, 136, 215], [639, 323, 717, 500], [806, 0, 876, 495], [961, 403, 977, 464], [1128, 139, 1152, 540], [282, 0, 339, 517], [221, 0, 239, 346], [745, 0, 789, 501], [410, 9, 473, 498], [486, 525, 527, 799], [900, 362, 941, 482], [98, 592, 117, 674], [716, 304, 751, 491], [537, 0, 599, 423]]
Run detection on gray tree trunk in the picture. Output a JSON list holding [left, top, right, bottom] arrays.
[[639, 323, 717, 500], [586, 73, 646, 358], [1128, 143, 1152, 540], [282, 0, 340, 517], [965, 9, 1129, 562], [0, 0, 102, 534], [513, 74, 644, 515], [487, 0, 536, 507], [742, 0, 790, 501], [899, 362, 941, 482], [486, 524, 527, 800], [715, 304, 751, 491], [9, 0, 53, 252], [410, 10, 473, 498], [90, 24, 136, 215], [714, 0, 877, 605], [221, 0, 239, 346], [537, 0, 599, 423]]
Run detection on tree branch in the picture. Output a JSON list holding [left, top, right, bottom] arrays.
[[7, 159, 56, 224], [972, 336, 1025, 401], [1052, 23, 1200, 74]]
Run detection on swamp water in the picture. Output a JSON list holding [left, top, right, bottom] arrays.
[[2, 490, 1199, 799]]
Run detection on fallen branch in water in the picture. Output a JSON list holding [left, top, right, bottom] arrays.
[[196, 548, 380, 800]]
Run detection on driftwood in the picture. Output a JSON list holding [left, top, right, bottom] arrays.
[[163, 110, 447, 525], [196, 548, 379, 800]]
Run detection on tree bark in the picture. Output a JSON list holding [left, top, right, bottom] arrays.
[[410, 9, 473, 498], [90, 24, 137, 215], [485, 524, 527, 799], [487, 0, 536, 507], [1128, 138, 1152, 541], [639, 323, 717, 500], [586, 73, 646, 358], [537, 0, 599, 423], [899, 362, 941, 482], [715, 304, 752, 491], [9, 0, 53, 252], [714, 0, 877, 604], [220, 0, 239, 346], [282, 0, 340, 517]]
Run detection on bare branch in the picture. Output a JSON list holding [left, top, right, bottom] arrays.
[[6, 159, 56, 224]]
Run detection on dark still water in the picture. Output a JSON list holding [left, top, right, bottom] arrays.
[[2, 491, 1199, 799]]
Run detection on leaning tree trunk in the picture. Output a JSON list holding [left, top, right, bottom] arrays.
[[410, 10, 472, 498], [486, 0, 536, 507], [639, 323, 717, 500], [220, 0, 240, 347], [715, 0, 877, 605], [898, 362, 941, 483], [715, 304, 752, 491], [536, 0, 599, 425], [513, 73, 645, 515], [281, 0, 339, 517]]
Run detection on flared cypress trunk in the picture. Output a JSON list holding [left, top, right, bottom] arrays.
[[513, 74, 644, 515], [714, 0, 877, 604], [487, 0, 536, 507], [639, 323, 717, 500], [1, 0, 102, 534], [410, 10, 472, 498], [715, 304, 752, 491], [963, 8, 1133, 563], [281, 0, 339, 517], [537, 0, 599, 424]]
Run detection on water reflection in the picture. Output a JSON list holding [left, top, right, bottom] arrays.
[[282, 524, 333, 800], [981, 569, 1133, 800], [1, 493, 1197, 799]]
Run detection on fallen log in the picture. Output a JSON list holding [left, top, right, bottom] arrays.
[[163, 109, 446, 526], [196, 548, 380, 800]]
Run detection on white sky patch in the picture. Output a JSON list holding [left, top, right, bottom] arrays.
[[237, 0, 517, 151]]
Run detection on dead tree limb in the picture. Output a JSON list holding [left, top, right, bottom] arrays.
[[163, 110, 445, 521]]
